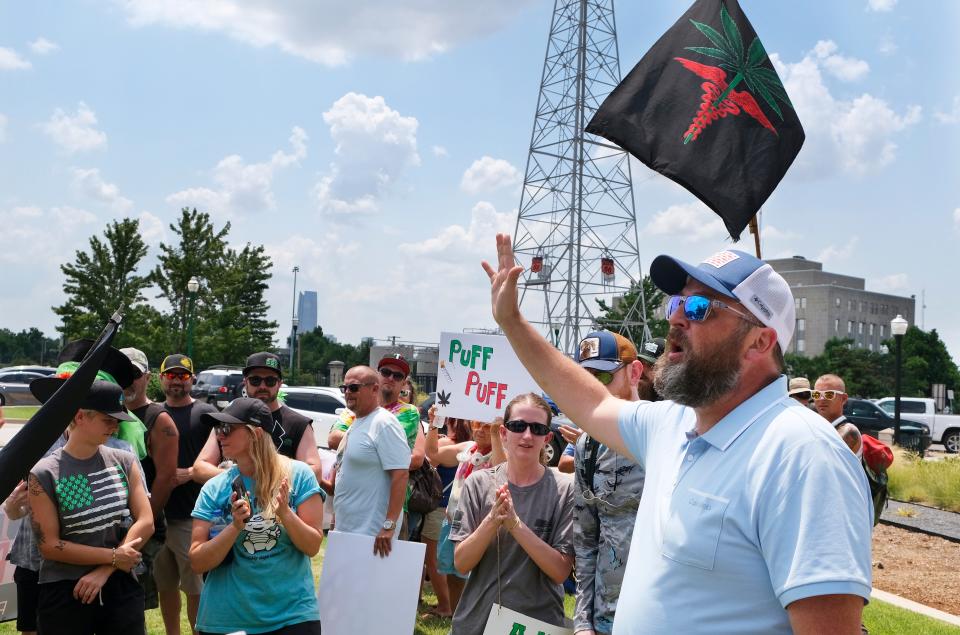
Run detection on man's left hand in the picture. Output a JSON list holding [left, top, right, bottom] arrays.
[[374, 527, 394, 558]]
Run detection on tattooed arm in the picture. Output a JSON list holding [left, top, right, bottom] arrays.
[[148, 412, 179, 518], [27, 473, 142, 570]]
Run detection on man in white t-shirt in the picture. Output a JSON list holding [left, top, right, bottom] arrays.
[[333, 365, 411, 557]]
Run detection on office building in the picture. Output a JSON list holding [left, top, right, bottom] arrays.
[[297, 291, 318, 334]]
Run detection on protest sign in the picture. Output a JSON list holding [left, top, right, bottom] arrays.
[[482, 603, 574, 635], [317, 530, 425, 635], [0, 508, 22, 622], [436, 332, 542, 422]]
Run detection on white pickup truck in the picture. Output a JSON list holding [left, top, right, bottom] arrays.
[[875, 397, 960, 453]]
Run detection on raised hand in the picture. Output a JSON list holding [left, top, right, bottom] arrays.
[[275, 478, 291, 520], [481, 233, 524, 326]]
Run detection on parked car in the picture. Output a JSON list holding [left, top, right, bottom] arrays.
[[843, 398, 932, 453], [0, 371, 47, 406], [874, 397, 960, 453], [281, 386, 348, 450], [191, 368, 245, 410], [0, 365, 57, 376]]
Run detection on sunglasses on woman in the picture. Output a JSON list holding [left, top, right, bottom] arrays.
[[504, 419, 551, 436], [246, 376, 279, 387], [214, 423, 244, 437], [665, 295, 761, 326]]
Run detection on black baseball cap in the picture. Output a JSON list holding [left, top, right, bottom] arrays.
[[637, 338, 666, 365], [30, 378, 136, 421], [202, 397, 273, 432], [58, 339, 142, 389], [160, 354, 194, 375], [244, 352, 283, 377]]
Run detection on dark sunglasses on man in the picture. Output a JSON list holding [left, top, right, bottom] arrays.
[[504, 419, 551, 436], [162, 371, 191, 381], [246, 376, 280, 387], [339, 382, 376, 394], [379, 368, 406, 381], [586, 365, 625, 386]]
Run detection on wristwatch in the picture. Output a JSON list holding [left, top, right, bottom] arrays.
[[382, 519, 396, 531]]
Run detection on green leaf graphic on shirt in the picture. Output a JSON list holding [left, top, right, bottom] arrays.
[[54, 474, 94, 511]]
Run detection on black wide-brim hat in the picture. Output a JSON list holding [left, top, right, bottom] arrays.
[[30, 377, 136, 421], [58, 339, 143, 389]]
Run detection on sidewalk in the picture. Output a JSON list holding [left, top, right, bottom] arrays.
[[881, 499, 960, 542]]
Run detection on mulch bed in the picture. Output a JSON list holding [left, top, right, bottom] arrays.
[[872, 523, 960, 615]]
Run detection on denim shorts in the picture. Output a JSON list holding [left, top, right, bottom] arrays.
[[435, 518, 468, 580]]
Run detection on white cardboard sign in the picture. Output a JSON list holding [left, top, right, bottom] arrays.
[[437, 332, 542, 422], [482, 603, 574, 635], [317, 530, 425, 635]]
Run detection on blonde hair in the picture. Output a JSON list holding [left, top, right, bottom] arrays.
[[244, 426, 292, 518]]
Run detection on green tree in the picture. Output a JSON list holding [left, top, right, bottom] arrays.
[[151, 208, 277, 368], [295, 328, 371, 386], [595, 275, 668, 345], [0, 328, 61, 365], [884, 327, 960, 402], [54, 218, 154, 341]]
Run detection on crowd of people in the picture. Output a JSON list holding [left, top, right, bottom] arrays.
[[0, 238, 893, 635]]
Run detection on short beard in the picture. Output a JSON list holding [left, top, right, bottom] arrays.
[[380, 386, 399, 405], [653, 322, 751, 408]]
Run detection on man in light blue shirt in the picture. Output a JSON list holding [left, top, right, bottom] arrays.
[[482, 234, 873, 634]]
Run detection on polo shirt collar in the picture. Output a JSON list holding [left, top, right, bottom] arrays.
[[699, 375, 788, 451]]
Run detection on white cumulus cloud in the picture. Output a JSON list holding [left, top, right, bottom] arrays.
[[432, 145, 448, 158], [812, 40, 869, 82], [70, 168, 134, 213], [641, 202, 727, 243], [400, 201, 514, 260], [0, 47, 31, 70], [314, 93, 419, 216], [772, 47, 920, 178], [867, 0, 896, 11], [114, 0, 538, 66], [138, 211, 167, 245], [167, 126, 307, 216], [460, 156, 521, 195], [29, 37, 60, 55], [816, 236, 860, 264], [41, 102, 108, 153]]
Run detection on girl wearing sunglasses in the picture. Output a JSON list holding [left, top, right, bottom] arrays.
[[448, 393, 574, 635], [188, 398, 325, 634]]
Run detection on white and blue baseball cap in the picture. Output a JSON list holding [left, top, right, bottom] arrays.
[[650, 249, 796, 350]]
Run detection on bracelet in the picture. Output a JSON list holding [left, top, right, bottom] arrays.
[[111, 548, 117, 568]]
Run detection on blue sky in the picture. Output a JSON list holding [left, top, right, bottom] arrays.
[[1, 0, 958, 363]]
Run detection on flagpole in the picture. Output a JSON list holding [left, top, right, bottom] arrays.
[[748, 215, 761, 258]]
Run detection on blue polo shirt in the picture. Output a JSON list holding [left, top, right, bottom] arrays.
[[613, 376, 872, 634]]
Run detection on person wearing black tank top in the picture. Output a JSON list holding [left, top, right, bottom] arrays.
[[192, 352, 326, 490]]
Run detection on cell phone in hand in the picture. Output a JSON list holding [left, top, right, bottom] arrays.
[[231, 474, 247, 503]]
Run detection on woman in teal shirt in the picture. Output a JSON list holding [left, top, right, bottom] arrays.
[[189, 398, 325, 635]]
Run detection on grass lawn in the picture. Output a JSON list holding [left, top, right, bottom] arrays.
[[2, 543, 958, 635], [888, 450, 960, 512], [1, 405, 39, 420]]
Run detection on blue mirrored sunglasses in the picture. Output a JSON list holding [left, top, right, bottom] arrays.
[[665, 295, 761, 326]]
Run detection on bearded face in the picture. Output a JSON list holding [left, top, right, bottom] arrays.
[[653, 321, 752, 408]]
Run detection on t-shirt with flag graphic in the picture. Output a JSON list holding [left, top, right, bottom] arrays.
[[31, 445, 138, 583]]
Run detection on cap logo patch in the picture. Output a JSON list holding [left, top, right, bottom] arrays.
[[701, 251, 740, 268], [579, 337, 600, 361], [750, 294, 773, 320], [266, 358, 279, 369], [183, 358, 193, 371], [644, 342, 659, 354]]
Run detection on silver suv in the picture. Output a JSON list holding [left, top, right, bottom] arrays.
[[192, 368, 245, 410]]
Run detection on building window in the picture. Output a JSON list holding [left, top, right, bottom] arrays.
[[848, 300, 854, 311], [869, 323, 875, 336], [836, 297, 841, 308], [859, 301, 865, 312], [834, 319, 840, 333], [859, 322, 864, 335], [801, 297, 807, 309], [798, 318, 806, 332], [798, 339, 805, 353], [848, 320, 854, 334], [795, 298, 800, 310], [880, 324, 887, 338], [868, 342, 874, 351]]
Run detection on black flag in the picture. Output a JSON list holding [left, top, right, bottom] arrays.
[[0, 312, 123, 501], [586, 0, 804, 240]]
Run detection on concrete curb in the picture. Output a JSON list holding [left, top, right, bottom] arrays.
[[872, 588, 960, 627]]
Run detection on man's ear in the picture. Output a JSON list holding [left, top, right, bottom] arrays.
[[745, 326, 778, 361], [627, 360, 644, 384]]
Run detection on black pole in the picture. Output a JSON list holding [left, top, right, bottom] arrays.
[[894, 334, 902, 446]]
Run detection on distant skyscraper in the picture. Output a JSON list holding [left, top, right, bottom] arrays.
[[297, 291, 318, 333]]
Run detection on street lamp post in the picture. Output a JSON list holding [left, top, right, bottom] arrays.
[[290, 316, 299, 383], [890, 314, 909, 447], [187, 277, 199, 359]]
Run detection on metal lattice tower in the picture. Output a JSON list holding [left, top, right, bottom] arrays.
[[513, 0, 647, 355]]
